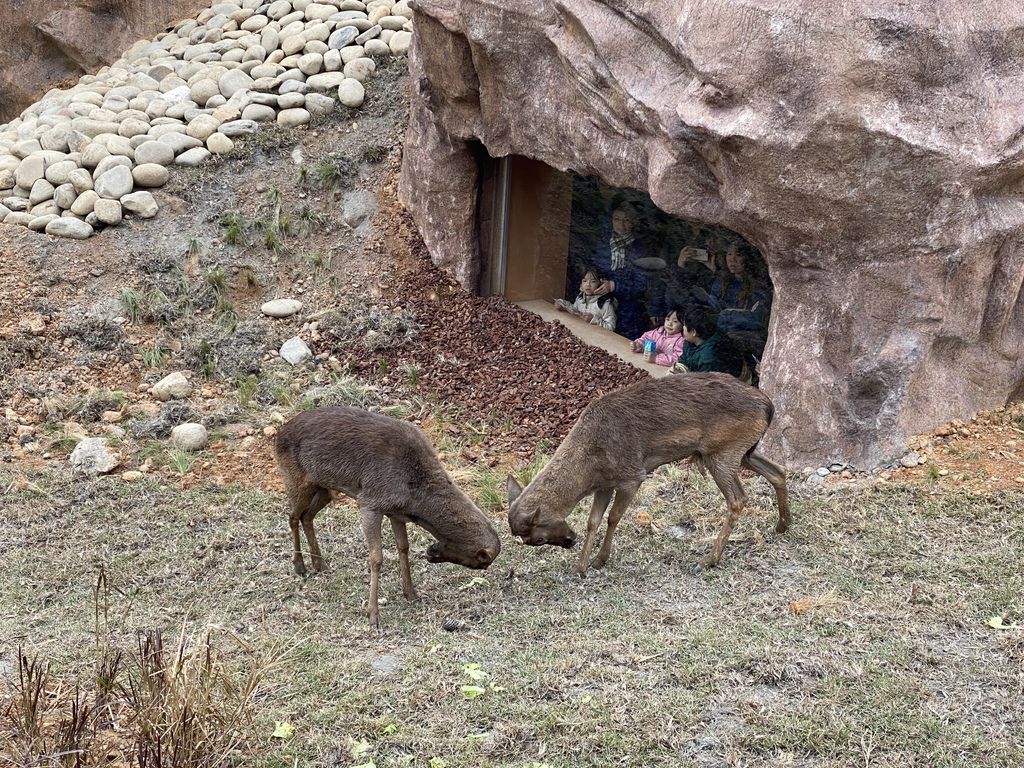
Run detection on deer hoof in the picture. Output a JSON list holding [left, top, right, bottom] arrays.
[[590, 557, 607, 570], [694, 555, 719, 573], [403, 589, 420, 602], [293, 559, 307, 577]]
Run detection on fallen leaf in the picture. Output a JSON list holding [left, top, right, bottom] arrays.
[[271, 721, 295, 740], [987, 616, 1020, 630]]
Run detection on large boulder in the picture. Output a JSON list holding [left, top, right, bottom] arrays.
[[399, 1, 1024, 468], [0, 1, 208, 123]]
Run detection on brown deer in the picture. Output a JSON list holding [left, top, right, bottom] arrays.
[[507, 373, 789, 575], [275, 406, 501, 628]]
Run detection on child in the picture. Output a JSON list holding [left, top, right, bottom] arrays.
[[673, 305, 744, 377], [631, 308, 684, 366], [556, 270, 617, 330]]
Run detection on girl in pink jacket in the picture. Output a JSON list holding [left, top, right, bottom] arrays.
[[631, 309, 684, 366]]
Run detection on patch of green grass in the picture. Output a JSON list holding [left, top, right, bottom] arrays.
[[272, 383, 294, 407], [120, 288, 145, 324], [361, 144, 389, 164], [166, 447, 197, 475], [299, 208, 329, 237], [235, 374, 258, 407], [185, 237, 203, 259], [400, 362, 419, 387], [314, 160, 342, 188], [240, 266, 259, 289], [221, 212, 245, 245], [205, 265, 227, 294], [214, 295, 239, 334], [140, 341, 169, 369]]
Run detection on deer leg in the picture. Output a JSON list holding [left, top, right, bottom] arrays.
[[592, 482, 640, 570], [698, 457, 747, 572], [300, 488, 332, 573], [743, 451, 791, 533], [574, 490, 613, 576], [286, 483, 317, 576], [289, 514, 305, 576], [361, 508, 385, 631], [389, 518, 418, 601]]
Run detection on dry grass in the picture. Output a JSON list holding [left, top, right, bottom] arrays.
[[0, 569, 294, 767], [0, 462, 1021, 767]]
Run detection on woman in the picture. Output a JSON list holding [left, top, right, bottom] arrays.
[[589, 203, 660, 339]]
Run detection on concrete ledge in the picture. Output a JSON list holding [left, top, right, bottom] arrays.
[[517, 299, 669, 377]]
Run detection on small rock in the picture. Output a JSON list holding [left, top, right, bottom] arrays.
[[389, 30, 412, 55], [45, 217, 93, 239], [175, 147, 212, 166], [219, 69, 256, 98], [187, 114, 222, 140], [170, 423, 209, 451], [70, 437, 118, 476], [261, 298, 304, 317], [132, 163, 170, 187], [121, 191, 159, 218], [207, 133, 235, 154], [152, 371, 193, 401], [280, 336, 312, 365], [121, 470, 144, 481], [368, 653, 402, 675], [94, 198, 123, 225], [338, 78, 365, 107], [278, 107, 311, 127], [305, 93, 335, 116], [242, 104, 277, 122], [900, 452, 922, 469], [95, 166, 134, 199], [219, 119, 260, 137], [329, 26, 360, 49], [815, 467, 830, 477], [343, 57, 376, 82]]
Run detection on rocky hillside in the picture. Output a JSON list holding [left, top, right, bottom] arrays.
[[0, 1, 209, 123], [0, 0, 658, 489], [1, 0, 413, 239]]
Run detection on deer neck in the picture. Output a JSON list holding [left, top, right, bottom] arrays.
[[529, 444, 596, 516], [411, 480, 484, 540]]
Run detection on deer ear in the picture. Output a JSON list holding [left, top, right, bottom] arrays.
[[506, 475, 523, 505]]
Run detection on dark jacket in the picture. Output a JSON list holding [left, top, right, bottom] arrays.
[[589, 235, 658, 339], [650, 262, 718, 319], [677, 334, 744, 377]]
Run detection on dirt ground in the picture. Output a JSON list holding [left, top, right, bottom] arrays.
[[1, 60, 1023, 768]]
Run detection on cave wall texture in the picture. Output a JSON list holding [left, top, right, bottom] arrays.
[[398, 0, 1024, 467], [0, 0, 207, 123]]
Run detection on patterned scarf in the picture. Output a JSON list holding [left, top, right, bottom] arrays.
[[609, 233, 635, 270]]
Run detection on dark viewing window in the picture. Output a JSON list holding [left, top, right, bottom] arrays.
[[563, 175, 773, 379]]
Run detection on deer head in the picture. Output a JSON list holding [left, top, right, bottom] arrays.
[[506, 476, 577, 549]]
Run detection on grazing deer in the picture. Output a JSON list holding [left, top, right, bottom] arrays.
[[275, 406, 501, 629], [507, 373, 789, 575]]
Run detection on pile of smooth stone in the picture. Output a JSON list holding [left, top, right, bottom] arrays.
[[0, 0, 413, 239]]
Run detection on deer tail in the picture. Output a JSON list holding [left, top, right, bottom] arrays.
[[690, 453, 708, 476]]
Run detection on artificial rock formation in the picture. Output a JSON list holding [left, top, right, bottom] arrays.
[[0, 1, 208, 124], [399, 1, 1024, 467]]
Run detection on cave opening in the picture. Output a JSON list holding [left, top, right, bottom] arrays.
[[479, 155, 773, 381]]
